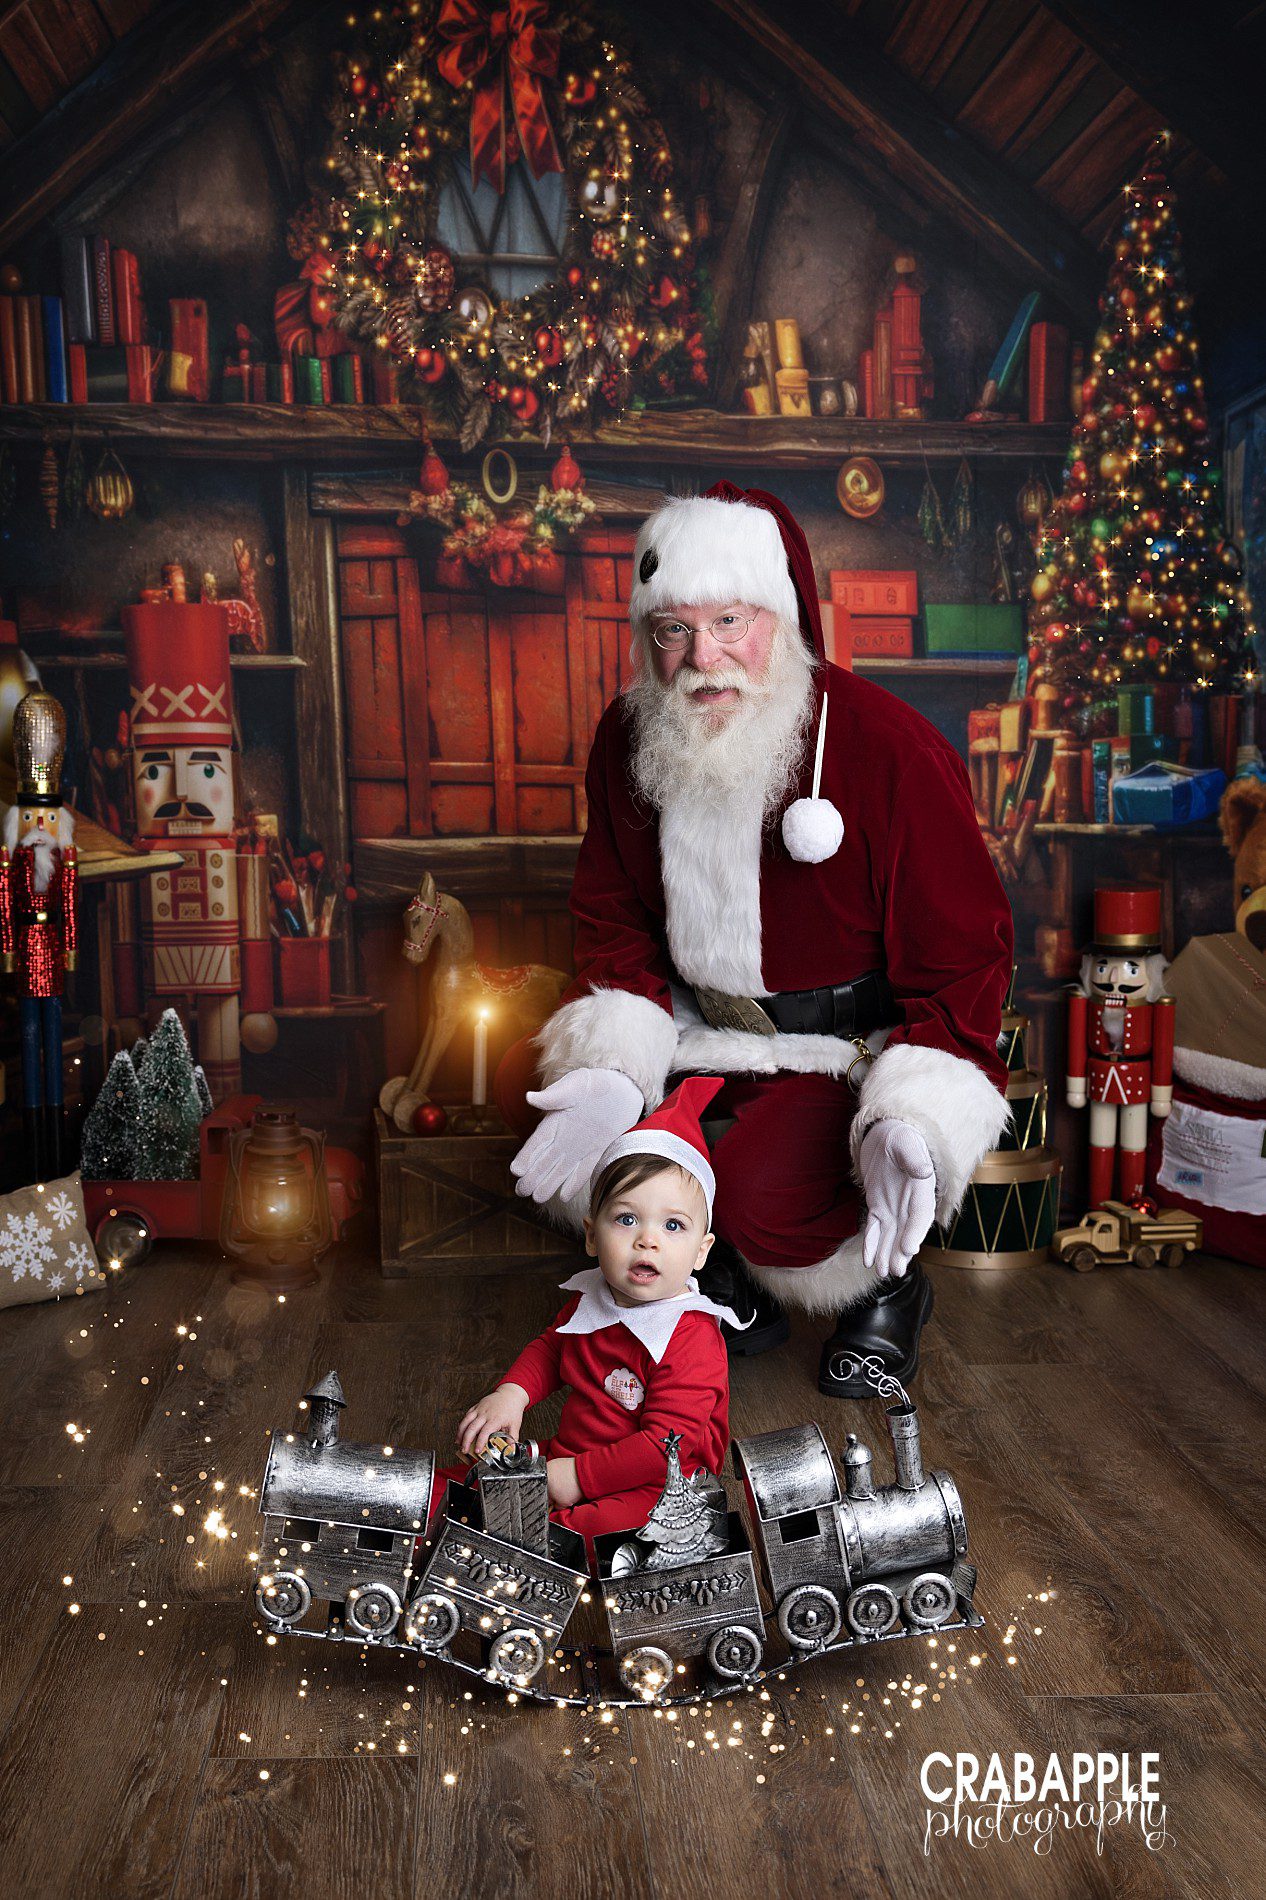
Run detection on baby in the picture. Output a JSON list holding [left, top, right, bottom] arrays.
[[444, 1076, 748, 1555]]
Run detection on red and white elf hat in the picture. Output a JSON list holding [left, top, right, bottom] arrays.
[[591, 1075, 725, 1224]]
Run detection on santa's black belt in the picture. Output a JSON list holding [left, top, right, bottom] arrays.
[[693, 970, 899, 1039]]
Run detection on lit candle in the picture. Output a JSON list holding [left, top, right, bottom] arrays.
[[472, 1008, 489, 1107]]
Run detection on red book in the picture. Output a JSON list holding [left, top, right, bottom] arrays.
[[93, 236, 115, 346], [370, 356, 400, 403], [68, 341, 88, 404], [830, 570, 919, 617], [111, 248, 142, 345], [126, 344, 156, 402], [26, 295, 45, 399], [318, 357, 333, 404], [0, 298, 17, 403], [250, 364, 267, 401], [859, 348, 874, 418], [168, 298, 209, 401], [1028, 321, 1070, 423]]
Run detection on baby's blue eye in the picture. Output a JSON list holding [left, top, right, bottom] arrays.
[[665, 1219, 683, 1232], [616, 1212, 637, 1226]]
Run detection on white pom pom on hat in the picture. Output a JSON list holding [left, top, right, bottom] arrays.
[[781, 692, 843, 863]]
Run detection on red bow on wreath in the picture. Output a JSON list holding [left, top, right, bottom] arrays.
[[436, 0, 564, 194]]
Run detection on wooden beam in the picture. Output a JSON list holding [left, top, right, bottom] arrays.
[[709, 95, 794, 408], [695, 0, 1102, 317], [353, 835, 581, 908], [0, 0, 306, 253], [283, 467, 353, 990], [309, 471, 669, 520], [1039, 1, 1259, 183]]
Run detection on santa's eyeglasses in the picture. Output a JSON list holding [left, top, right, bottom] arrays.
[[648, 608, 761, 651]]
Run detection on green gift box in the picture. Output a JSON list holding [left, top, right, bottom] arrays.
[[923, 603, 1025, 655]]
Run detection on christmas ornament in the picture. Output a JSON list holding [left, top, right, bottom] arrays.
[[918, 468, 948, 551], [782, 693, 844, 863], [579, 173, 620, 221], [416, 245, 455, 312], [454, 284, 494, 333], [949, 456, 974, 545], [534, 324, 564, 368], [412, 1102, 448, 1136], [836, 457, 884, 519], [419, 440, 450, 495], [550, 442, 583, 491], [85, 444, 134, 521]]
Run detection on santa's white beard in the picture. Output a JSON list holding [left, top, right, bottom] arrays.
[[22, 836, 58, 894], [625, 618, 816, 818], [4, 806, 73, 893]]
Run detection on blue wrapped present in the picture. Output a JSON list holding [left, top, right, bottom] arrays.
[[1111, 760, 1228, 828]]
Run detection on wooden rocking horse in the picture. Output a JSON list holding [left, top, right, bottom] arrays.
[[379, 871, 570, 1132]]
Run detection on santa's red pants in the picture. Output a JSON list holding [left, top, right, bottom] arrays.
[[496, 1034, 864, 1270]]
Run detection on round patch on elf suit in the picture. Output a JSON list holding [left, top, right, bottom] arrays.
[[604, 1366, 645, 1411]]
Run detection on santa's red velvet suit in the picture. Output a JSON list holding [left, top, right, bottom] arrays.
[[503, 485, 1013, 1316]]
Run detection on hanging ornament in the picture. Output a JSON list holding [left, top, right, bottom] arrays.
[[454, 285, 493, 333], [40, 439, 59, 529], [949, 457, 974, 545], [579, 174, 620, 221], [550, 442, 584, 492], [782, 694, 843, 863], [1016, 466, 1053, 541], [85, 442, 134, 521], [918, 467, 948, 550], [534, 324, 564, 369], [416, 246, 454, 314], [418, 440, 450, 497], [590, 228, 619, 262]]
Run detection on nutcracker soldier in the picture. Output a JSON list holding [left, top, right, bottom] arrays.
[[114, 602, 274, 1101], [1065, 885, 1175, 1208], [0, 690, 77, 1181]]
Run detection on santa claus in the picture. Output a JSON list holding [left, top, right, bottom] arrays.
[[503, 482, 1012, 1396]]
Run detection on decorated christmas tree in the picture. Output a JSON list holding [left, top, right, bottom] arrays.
[[637, 1432, 727, 1569], [193, 1064, 214, 1120], [1029, 137, 1254, 725], [80, 1050, 141, 1181], [279, 1, 713, 447], [134, 1008, 204, 1182]]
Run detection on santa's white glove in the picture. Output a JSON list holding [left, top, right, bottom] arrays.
[[859, 1119, 937, 1281], [511, 1067, 644, 1206]]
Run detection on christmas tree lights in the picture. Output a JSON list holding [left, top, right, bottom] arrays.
[[1029, 137, 1256, 726]]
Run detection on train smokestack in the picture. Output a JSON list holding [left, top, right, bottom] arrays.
[[843, 1433, 875, 1500], [886, 1404, 924, 1491], [304, 1370, 346, 1448]]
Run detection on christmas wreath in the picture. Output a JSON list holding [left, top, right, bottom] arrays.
[[399, 438, 597, 588], [284, 0, 714, 447]]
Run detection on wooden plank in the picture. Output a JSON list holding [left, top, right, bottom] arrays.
[[486, 604, 517, 836], [395, 557, 433, 837], [0, 10, 64, 109], [353, 834, 580, 906], [709, 95, 793, 406], [284, 469, 352, 989], [563, 557, 591, 834], [958, 14, 1085, 150]]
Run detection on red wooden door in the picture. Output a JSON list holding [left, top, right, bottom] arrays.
[[336, 523, 637, 838]]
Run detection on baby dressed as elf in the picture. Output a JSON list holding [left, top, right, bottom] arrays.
[[432, 1077, 748, 1555]]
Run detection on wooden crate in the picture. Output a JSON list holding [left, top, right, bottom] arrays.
[[375, 1108, 577, 1278]]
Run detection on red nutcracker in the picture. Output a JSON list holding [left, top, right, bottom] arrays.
[[114, 602, 275, 1101], [0, 691, 77, 1181], [1065, 885, 1175, 1208]]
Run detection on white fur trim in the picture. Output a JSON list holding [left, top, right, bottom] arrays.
[[848, 1041, 1012, 1224], [1174, 1043, 1266, 1101], [631, 495, 798, 631], [535, 987, 678, 1109], [741, 1235, 875, 1315], [659, 779, 766, 994], [673, 1017, 894, 1079], [592, 1127, 715, 1221]]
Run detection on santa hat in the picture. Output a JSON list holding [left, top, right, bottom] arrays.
[[629, 481, 827, 663], [591, 1075, 724, 1224], [630, 482, 843, 865]]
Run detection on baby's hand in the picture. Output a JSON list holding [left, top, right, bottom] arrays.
[[546, 1456, 582, 1508], [458, 1382, 528, 1460]]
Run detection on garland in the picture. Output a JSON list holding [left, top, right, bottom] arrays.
[[399, 440, 597, 587], [286, 0, 714, 448]]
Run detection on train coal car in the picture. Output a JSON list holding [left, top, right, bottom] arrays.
[[596, 1514, 766, 1699], [254, 1372, 434, 1642]]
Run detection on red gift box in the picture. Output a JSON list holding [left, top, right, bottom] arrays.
[[830, 570, 919, 617]]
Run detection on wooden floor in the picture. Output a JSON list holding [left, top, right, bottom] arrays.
[[2, 1229, 1264, 1899]]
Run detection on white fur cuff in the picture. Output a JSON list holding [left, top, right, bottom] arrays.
[[741, 1235, 874, 1315], [1174, 1043, 1266, 1102], [848, 1040, 1011, 1224], [534, 987, 679, 1109]]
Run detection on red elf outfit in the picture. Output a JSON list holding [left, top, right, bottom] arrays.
[[432, 1079, 746, 1555]]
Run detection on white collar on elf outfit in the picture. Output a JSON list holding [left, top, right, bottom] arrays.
[[556, 1267, 751, 1364]]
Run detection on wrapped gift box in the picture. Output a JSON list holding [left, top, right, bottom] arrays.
[[924, 603, 1024, 655], [1109, 761, 1227, 828]]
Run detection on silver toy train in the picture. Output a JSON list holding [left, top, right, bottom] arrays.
[[253, 1362, 980, 1705]]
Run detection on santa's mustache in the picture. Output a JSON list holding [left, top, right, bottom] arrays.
[[667, 663, 755, 700]]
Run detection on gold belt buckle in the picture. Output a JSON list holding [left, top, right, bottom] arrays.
[[693, 986, 778, 1037], [845, 1038, 874, 1091]]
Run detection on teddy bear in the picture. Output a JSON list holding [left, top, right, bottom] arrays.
[[1219, 774, 1266, 949]]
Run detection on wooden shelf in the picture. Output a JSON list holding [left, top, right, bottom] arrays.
[[0, 403, 1070, 467], [853, 657, 1018, 677], [28, 648, 306, 670]]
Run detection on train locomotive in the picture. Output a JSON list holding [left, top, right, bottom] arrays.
[[252, 1358, 980, 1706]]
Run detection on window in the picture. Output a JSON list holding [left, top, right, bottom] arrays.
[[282, 1517, 321, 1541], [356, 1526, 397, 1554], [776, 1510, 823, 1545], [435, 161, 569, 303]]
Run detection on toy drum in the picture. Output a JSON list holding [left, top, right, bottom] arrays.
[[999, 1070, 1047, 1151], [920, 1147, 1062, 1270]]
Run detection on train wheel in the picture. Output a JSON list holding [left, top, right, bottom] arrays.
[[902, 1573, 956, 1630], [1132, 1244, 1158, 1269], [778, 1584, 842, 1651], [487, 1626, 547, 1686], [618, 1645, 675, 1700], [96, 1211, 153, 1271], [845, 1582, 899, 1637], [345, 1584, 402, 1639], [255, 1571, 311, 1628], [707, 1624, 764, 1681], [406, 1591, 460, 1652], [1160, 1243, 1187, 1269]]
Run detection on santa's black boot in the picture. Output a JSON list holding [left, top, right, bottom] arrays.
[[697, 1238, 790, 1357], [817, 1262, 934, 1398]]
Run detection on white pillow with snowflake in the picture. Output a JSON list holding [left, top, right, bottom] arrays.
[[0, 1172, 107, 1311]]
